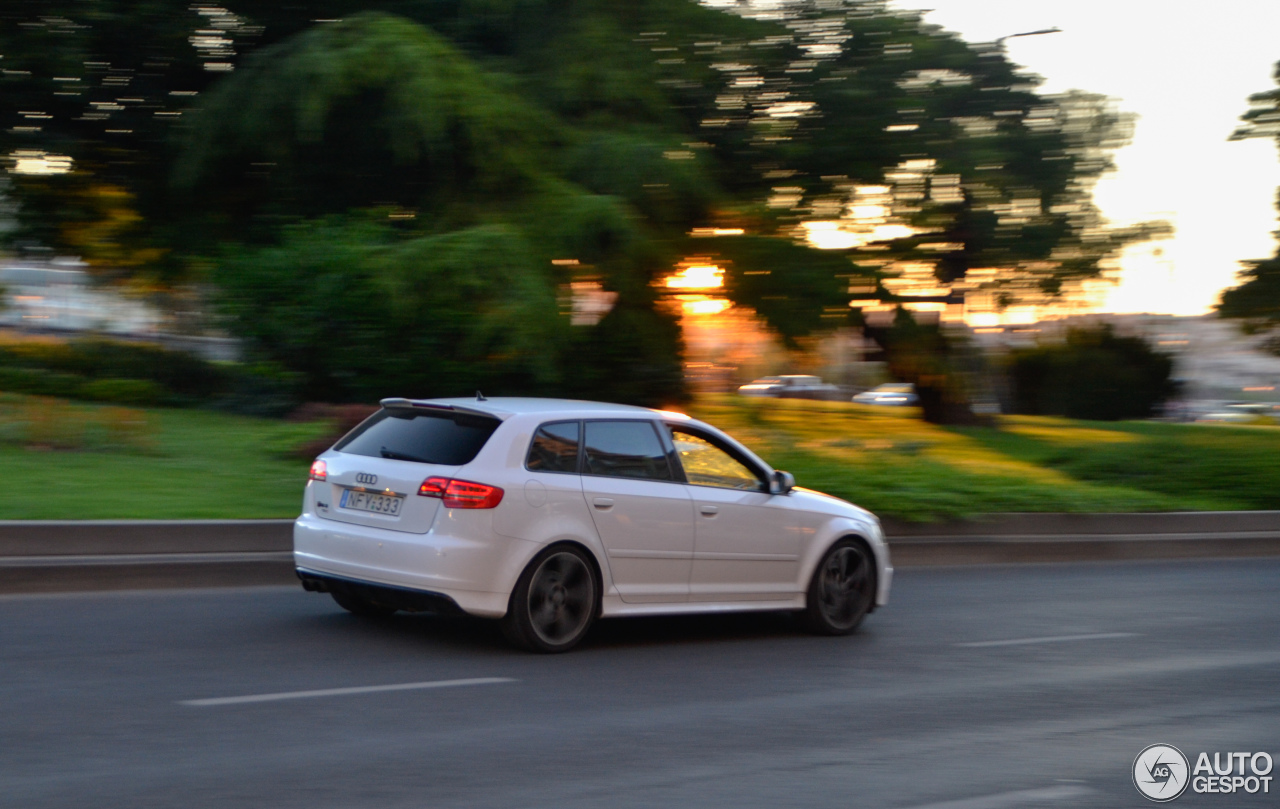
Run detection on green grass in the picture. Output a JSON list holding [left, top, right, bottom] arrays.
[[3, 393, 1280, 522], [687, 395, 1280, 521], [0, 395, 331, 519]]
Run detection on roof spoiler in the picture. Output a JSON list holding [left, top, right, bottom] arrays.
[[379, 398, 504, 420]]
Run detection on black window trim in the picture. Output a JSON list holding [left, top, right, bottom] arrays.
[[579, 418, 685, 484], [664, 422, 769, 492], [524, 419, 583, 476]]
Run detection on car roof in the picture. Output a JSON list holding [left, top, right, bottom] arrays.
[[391, 396, 668, 420]]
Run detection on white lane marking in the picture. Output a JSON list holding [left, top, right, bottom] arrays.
[[956, 632, 1137, 648], [898, 784, 1093, 809], [180, 677, 517, 706]]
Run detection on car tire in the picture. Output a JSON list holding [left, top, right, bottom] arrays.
[[331, 590, 397, 619], [502, 544, 598, 653], [801, 538, 875, 635]]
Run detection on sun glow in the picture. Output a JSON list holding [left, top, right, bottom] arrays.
[[665, 264, 725, 290]]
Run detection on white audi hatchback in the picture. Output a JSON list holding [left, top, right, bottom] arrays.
[[294, 397, 892, 652]]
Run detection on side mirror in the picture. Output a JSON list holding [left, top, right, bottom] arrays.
[[770, 470, 796, 495]]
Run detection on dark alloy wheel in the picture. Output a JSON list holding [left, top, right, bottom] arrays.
[[502, 545, 598, 653], [331, 590, 397, 619], [802, 538, 875, 635]]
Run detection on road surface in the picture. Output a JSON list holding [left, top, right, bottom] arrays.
[[2, 559, 1276, 808]]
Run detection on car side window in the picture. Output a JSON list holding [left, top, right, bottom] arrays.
[[526, 421, 581, 473], [583, 421, 673, 481], [669, 428, 765, 491]]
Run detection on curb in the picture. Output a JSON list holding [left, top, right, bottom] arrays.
[[1, 513, 1278, 593]]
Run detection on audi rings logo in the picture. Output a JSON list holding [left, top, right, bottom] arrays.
[[1134, 744, 1190, 802], [355, 473, 378, 485]]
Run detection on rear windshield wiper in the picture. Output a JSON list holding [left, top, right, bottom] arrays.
[[380, 447, 432, 464]]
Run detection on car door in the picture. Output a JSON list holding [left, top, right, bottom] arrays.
[[667, 425, 801, 602], [579, 420, 694, 604]]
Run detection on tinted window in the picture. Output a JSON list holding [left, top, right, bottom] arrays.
[[583, 421, 673, 481], [670, 428, 765, 491], [336, 409, 499, 466], [527, 421, 581, 473]]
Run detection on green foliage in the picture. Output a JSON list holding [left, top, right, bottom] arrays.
[[1008, 326, 1177, 421], [0, 366, 88, 400], [1230, 60, 1280, 144], [1218, 255, 1280, 336], [1221, 62, 1280, 338], [562, 130, 719, 232], [210, 184, 693, 405], [0, 338, 229, 397], [0, 394, 329, 518], [9, 392, 1280, 520], [213, 214, 568, 401], [3, 2, 1161, 406], [0, 337, 298, 412], [863, 309, 992, 425], [175, 12, 555, 225], [692, 396, 1280, 521], [79, 378, 167, 406], [710, 236, 855, 345], [560, 302, 687, 407]]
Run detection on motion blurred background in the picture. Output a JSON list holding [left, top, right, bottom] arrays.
[[4, 0, 1280, 519]]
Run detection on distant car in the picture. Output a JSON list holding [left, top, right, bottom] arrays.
[[1195, 402, 1279, 425], [853, 383, 919, 406], [737, 375, 842, 400], [295, 397, 891, 652]]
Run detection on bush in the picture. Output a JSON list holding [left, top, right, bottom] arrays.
[[1008, 326, 1176, 420], [0, 338, 229, 398], [0, 366, 88, 399], [80, 378, 167, 406], [0, 338, 301, 415]]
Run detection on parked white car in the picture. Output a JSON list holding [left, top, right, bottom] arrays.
[[853, 383, 919, 406], [737, 375, 843, 400], [295, 397, 891, 652]]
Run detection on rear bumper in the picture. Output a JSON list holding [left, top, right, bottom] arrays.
[[293, 513, 525, 618], [296, 568, 464, 615]]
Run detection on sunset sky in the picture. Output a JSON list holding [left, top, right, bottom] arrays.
[[890, 0, 1280, 316]]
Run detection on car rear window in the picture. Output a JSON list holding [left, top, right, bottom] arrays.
[[335, 409, 500, 466]]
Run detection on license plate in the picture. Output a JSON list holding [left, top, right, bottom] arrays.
[[340, 489, 404, 516]]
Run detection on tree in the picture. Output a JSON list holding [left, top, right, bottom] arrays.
[[1008, 325, 1176, 421], [1220, 60, 1280, 345], [1, 1, 1157, 408]]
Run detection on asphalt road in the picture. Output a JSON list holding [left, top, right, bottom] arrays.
[[2, 559, 1277, 809]]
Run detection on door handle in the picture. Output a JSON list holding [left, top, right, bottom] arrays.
[[592, 497, 614, 510], [699, 505, 719, 516]]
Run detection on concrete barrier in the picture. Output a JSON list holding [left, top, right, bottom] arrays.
[[0, 520, 295, 593], [883, 512, 1280, 566], [1, 512, 1278, 593]]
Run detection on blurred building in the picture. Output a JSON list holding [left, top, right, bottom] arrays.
[[969, 313, 1280, 406], [0, 258, 238, 360]]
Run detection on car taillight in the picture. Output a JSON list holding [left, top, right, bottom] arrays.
[[418, 476, 449, 497], [417, 476, 504, 509], [309, 460, 327, 481]]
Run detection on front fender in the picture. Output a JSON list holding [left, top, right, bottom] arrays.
[[798, 515, 893, 608]]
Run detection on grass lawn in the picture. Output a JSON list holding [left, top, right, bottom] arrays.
[[2, 393, 1280, 521], [0, 395, 330, 519], [688, 395, 1280, 521]]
